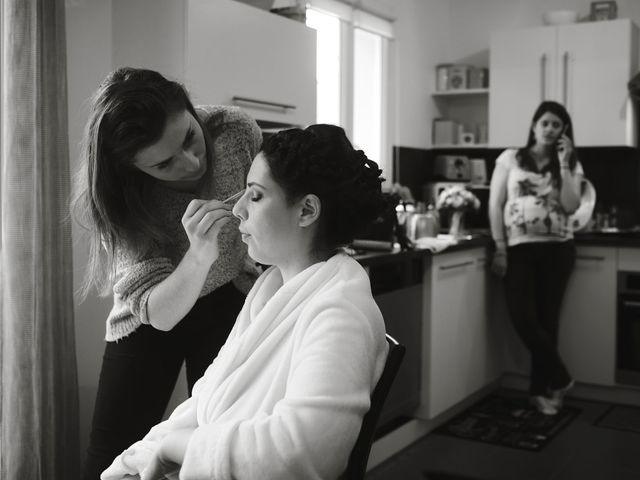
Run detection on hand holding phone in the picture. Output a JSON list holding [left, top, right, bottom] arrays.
[[556, 125, 572, 166]]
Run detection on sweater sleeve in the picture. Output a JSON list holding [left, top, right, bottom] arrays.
[[105, 250, 174, 340], [179, 291, 388, 480]]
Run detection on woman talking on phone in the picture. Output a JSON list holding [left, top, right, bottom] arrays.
[[488, 101, 583, 415], [73, 67, 262, 479]]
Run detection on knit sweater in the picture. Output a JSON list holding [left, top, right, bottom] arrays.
[[101, 253, 389, 480], [105, 105, 263, 341]]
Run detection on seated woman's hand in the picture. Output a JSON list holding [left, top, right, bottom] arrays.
[[140, 451, 179, 480], [139, 428, 195, 480]]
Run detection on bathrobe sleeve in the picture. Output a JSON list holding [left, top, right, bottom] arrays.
[[179, 286, 388, 480], [100, 379, 207, 480]]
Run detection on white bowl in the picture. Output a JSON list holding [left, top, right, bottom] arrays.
[[543, 10, 579, 26]]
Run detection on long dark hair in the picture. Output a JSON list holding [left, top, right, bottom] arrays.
[[517, 100, 578, 183], [72, 67, 213, 297]]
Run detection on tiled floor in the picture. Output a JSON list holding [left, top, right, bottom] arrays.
[[366, 391, 640, 480]]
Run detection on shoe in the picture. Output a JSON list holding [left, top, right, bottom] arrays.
[[548, 379, 575, 410], [530, 395, 558, 415]]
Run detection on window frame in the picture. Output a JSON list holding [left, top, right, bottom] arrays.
[[307, 0, 394, 178]]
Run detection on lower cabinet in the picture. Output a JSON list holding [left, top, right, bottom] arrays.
[[498, 245, 618, 386], [558, 246, 617, 386], [416, 247, 502, 419]]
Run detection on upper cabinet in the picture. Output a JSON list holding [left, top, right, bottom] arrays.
[[112, 0, 317, 126], [489, 19, 638, 148]]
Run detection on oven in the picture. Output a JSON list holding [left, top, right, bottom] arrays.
[[616, 271, 640, 386]]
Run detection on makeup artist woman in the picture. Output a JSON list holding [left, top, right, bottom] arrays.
[[73, 67, 262, 480]]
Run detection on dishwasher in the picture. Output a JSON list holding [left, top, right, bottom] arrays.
[[616, 271, 640, 386], [365, 255, 423, 435]]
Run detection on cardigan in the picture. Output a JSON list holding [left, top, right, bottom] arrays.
[[105, 105, 263, 341], [101, 253, 389, 480]]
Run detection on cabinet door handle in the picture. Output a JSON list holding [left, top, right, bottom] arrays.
[[439, 260, 474, 271], [540, 53, 547, 101], [576, 255, 605, 261], [232, 96, 297, 111], [622, 300, 640, 309], [562, 51, 569, 106]]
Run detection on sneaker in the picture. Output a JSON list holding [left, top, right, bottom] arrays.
[[548, 379, 575, 410], [530, 395, 558, 415]]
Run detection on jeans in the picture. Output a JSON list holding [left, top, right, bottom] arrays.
[[504, 241, 575, 396], [81, 281, 245, 480]]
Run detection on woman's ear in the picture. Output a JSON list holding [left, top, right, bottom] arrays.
[[298, 194, 321, 228]]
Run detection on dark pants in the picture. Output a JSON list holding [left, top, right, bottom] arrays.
[[504, 241, 575, 396], [81, 282, 245, 480]]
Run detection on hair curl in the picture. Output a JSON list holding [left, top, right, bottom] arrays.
[[261, 124, 386, 251]]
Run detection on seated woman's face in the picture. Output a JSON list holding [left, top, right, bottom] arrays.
[[232, 153, 304, 266], [133, 110, 207, 183]]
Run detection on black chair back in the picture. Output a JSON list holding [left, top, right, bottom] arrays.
[[343, 333, 406, 480]]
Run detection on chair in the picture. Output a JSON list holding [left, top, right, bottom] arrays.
[[343, 333, 406, 480]]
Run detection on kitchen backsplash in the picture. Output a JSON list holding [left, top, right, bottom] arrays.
[[393, 145, 640, 228]]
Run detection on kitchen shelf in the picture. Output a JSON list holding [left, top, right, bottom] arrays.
[[432, 88, 489, 97]]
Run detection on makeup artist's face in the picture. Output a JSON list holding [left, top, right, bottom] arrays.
[[134, 110, 207, 183]]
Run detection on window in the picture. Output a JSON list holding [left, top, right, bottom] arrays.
[[306, 0, 393, 174]]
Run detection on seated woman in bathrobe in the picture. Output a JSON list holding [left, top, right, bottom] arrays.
[[101, 124, 389, 480]]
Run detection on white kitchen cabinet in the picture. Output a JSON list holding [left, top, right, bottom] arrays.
[[416, 247, 502, 419], [489, 19, 638, 147], [558, 246, 617, 386], [112, 0, 316, 126]]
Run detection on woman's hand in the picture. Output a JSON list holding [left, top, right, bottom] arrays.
[[182, 199, 233, 266], [491, 250, 507, 277], [140, 428, 195, 480], [140, 453, 178, 480], [140, 451, 179, 480], [556, 132, 573, 168]]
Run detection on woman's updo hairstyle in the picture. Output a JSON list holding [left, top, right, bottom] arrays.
[[261, 124, 387, 250]]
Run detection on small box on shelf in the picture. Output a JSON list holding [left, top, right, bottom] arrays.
[[433, 119, 458, 145]]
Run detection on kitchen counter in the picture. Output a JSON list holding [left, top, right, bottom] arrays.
[[351, 234, 492, 267], [351, 231, 640, 267], [574, 231, 640, 247]]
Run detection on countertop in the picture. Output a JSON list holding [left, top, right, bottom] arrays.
[[351, 231, 640, 266]]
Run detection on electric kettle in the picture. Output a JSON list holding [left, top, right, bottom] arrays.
[[407, 203, 440, 241]]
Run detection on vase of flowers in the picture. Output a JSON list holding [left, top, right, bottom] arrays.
[[436, 185, 481, 238]]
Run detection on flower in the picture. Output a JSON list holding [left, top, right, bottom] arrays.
[[436, 185, 481, 213]]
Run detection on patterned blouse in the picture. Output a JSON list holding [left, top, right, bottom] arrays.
[[496, 148, 583, 247]]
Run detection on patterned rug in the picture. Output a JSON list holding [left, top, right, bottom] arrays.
[[432, 393, 581, 452]]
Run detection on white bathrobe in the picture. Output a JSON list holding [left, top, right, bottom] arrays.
[[101, 253, 388, 480]]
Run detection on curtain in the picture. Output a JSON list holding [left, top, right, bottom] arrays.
[[0, 0, 80, 478]]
